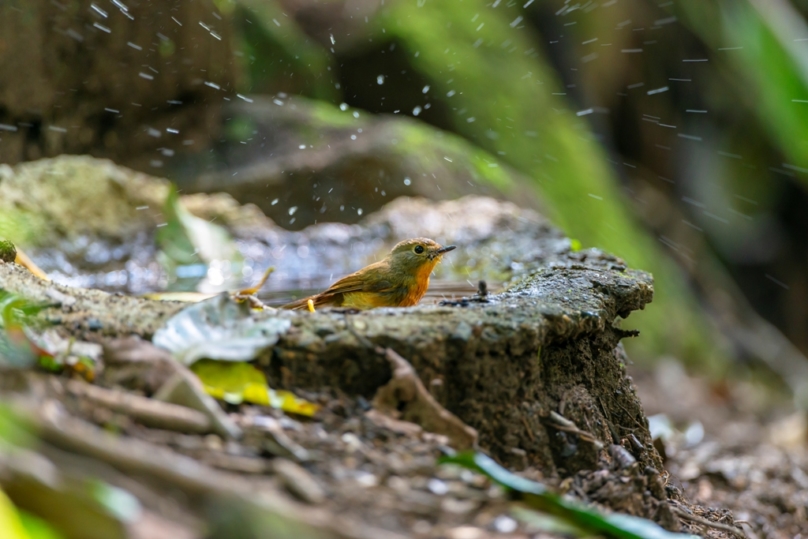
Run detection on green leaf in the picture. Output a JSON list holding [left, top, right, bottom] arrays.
[[510, 506, 588, 536], [156, 185, 244, 292], [18, 511, 64, 539], [440, 451, 698, 539], [0, 292, 50, 370], [152, 293, 290, 365], [0, 292, 47, 329], [88, 481, 141, 523], [191, 359, 319, 417], [440, 451, 548, 495], [677, 0, 808, 178]]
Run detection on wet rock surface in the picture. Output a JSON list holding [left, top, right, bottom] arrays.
[[3, 155, 541, 298]]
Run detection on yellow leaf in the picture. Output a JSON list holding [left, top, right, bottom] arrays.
[[0, 489, 33, 539], [190, 360, 319, 417], [268, 389, 320, 417]]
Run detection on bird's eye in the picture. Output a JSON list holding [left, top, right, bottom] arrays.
[[414, 245, 425, 254]]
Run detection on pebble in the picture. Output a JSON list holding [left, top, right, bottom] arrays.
[[441, 497, 478, 515], [492, 515, 518, 533], [386, 475, 410, 493], [427, 478, 449, 495], [354, 470, 378, 487], [447, 526, 483, 539], [412, 520, 432, 535], [341, 432, 363, 452], [203, 434, 224, 451]]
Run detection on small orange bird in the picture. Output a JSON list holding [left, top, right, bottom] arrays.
[[282, 238, 456, 310]]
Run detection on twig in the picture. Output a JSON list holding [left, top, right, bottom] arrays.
[[671, 505, 748, 539], [545, 411, 603, 449], [237, 266, 275, 296], [64, 379, 211, 434]]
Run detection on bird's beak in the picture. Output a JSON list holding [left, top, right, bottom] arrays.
[[430, 245, 456, 259]]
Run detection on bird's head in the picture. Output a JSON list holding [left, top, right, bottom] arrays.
[[387, 238, 456, 274]]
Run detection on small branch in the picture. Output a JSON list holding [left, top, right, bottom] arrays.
[[671, 505, 748, 539], [65, 379, 211, 434], [545, 411, 603, 449]]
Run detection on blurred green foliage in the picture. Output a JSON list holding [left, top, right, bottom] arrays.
[[678, 0, 808, 176], [235, 0, 337, 99]]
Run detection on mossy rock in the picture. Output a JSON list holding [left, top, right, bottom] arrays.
[[0, 240, 16, 263]]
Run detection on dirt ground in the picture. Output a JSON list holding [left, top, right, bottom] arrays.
[[3, 351, 803, 539], [631, 361, 808, 538]]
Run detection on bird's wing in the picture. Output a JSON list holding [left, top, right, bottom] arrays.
[[320, 262, 395, 296], [281, 261, 394, 310]]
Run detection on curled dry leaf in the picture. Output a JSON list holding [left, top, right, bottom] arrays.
[[152, 293, 290, 366]]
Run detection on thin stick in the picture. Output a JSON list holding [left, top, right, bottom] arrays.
[[65, 379, 211, 434], [671, 506, 748, 539]]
